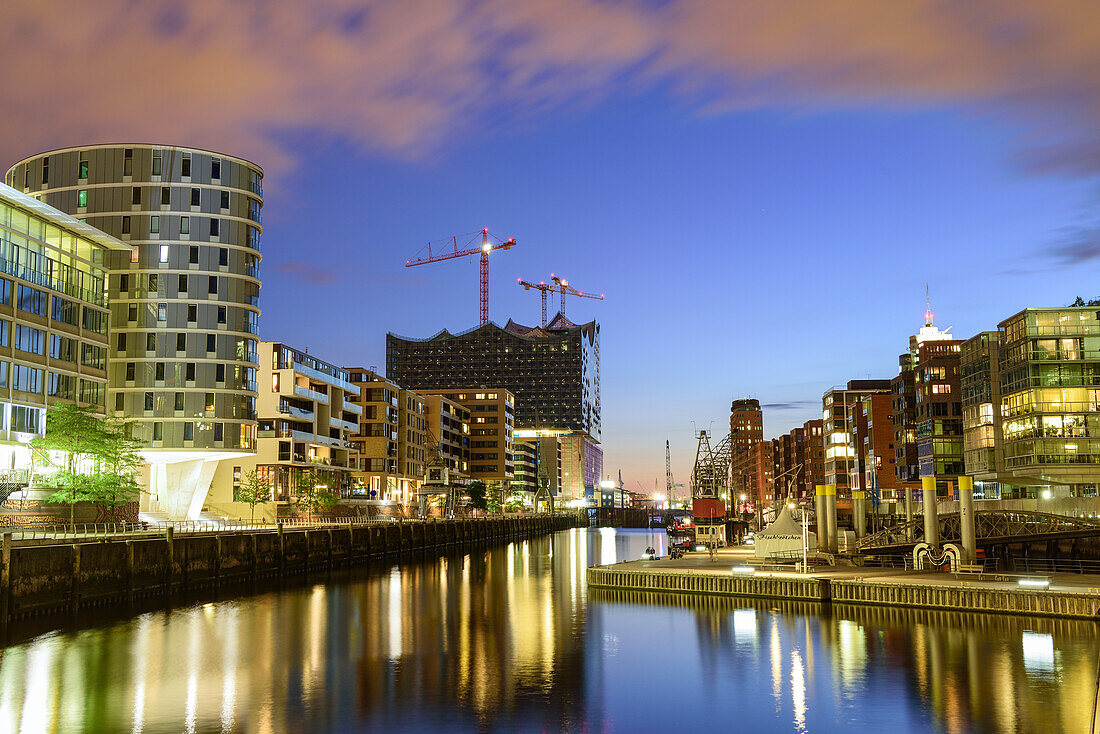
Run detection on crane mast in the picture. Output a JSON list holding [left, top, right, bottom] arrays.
[[406, 228, 517, 324]]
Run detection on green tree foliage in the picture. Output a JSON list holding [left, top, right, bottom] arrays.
[[505, 489, 526, 512], [1069, 296, 1100, 306], [236, 468, 271, 523], [466, 480, 488, 511], [30, 403, 143, 526], [294, 469, 339, 522]]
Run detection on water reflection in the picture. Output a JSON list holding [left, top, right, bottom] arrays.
[[0, 528, 1093, 733]]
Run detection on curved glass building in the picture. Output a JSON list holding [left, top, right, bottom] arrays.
[[6, 145, 262, 518]]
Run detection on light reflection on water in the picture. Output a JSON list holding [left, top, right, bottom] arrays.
[[0, 527, 1094, 733]]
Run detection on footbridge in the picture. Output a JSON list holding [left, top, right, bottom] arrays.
[[856, 510, 1100, 554]]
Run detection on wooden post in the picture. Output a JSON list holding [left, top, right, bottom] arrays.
[[277, 523, 285, 577], [1, 532, 11, 623], [125, 539, 134, 604], [71, 544, 81, 615], [165, 526, 175, 597]]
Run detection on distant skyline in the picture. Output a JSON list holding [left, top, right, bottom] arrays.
[[3, 1, 1099, 489]]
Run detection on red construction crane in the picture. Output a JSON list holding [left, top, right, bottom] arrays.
[[518, 274, 605, 327], [406, 228, 517, 324]]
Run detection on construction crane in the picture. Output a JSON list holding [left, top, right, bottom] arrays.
[[550, 273, 603, 319], [666, 440, 675, 507], [518, 273, 604, 327], [406, 228, 517, 324]]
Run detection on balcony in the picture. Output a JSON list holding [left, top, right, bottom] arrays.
[[278, 404, 315, 421], [291, 361, 358, 393], [343, 399, 363, 415], [330, 417, 358, 433], [294, 385, 329, 404]]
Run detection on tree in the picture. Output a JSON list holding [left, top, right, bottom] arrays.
[[31, 403, 143, 527], [466, 480, 488, 512], [236, 469, 270, 524], [294, 469, 338, 523]]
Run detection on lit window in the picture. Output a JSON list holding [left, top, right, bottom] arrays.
[[180, 216, 189, 235], [78, 190, 87, 207], [150, 216, 159, 234], [160, 245, 169, 262]]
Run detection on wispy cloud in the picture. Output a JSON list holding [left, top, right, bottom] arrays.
[[1, 0, 1099, 182], [761, 400, 817, 410]]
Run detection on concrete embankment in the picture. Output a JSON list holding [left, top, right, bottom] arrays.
[[0, 515, 578, 622], [587, 562, 1100, 620]]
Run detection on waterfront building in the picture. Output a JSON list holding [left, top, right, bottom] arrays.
[[421, 393, 470, 482], [205, 342, 360, 517], [512, 432, 563, 510], [7, 145, 263, 519], [346, 368, 426, 505], [729, 398, 764, 506], [772, 419, 826, 503], [416, 389, 514, 498], [992, 307, 1100, 498], [560, 432, 602, 504], [800, 419, 826, 498], [849, 393, 901, 501], [751, 440, 774, 507], [960, 331, 1005, 497], [386, 315, 600, 440], [0, 182, 127, 483], [822, 380, 891, 499]]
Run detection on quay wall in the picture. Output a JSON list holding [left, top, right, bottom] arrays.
[[586, 566, 1100, 620], [1, 515, 579, 621]]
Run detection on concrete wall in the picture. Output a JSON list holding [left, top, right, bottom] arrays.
[[0, 514, 580, 621]]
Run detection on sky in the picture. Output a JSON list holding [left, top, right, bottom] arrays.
[[2, 0, 1100, 490]]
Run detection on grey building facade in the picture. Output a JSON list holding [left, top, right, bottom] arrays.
[[6, 144, 263, 518]]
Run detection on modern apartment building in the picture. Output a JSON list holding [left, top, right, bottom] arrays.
[[7, 145, 263, 519], [961, 331, 1004, 497], [560, 432, 603, 504], [0, 183, 127, 486], [207, 342, 360, 515], [995, 307, 1100, 496], [849, 393, 900, 499], [822, 380, 892, 498], [729, 398, 764, 505], [346, 368, 426, 505], [386, 315, 601, 440], [772, 419, 825, 502], [422, 393, 470, 481], [512, 432, 563, 509], [418, 389, 514, 492]]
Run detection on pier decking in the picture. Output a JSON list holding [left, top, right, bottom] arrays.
[[587, 548, 1100, 619]]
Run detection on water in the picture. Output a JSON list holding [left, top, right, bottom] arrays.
[[0, 527, 1095, 733]]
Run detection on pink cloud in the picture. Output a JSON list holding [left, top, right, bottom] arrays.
[[0, 0, 1097, 179]]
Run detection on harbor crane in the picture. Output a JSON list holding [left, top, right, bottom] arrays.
[[517, 273, 604, 327], [406, 228, 516, 325]]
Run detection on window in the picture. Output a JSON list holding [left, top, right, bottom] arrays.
[[132, 186, 141, 205], [152, 153, 161, 176], [0, 279, 9, 305], [187, 304, 197, 322], [153, 422, 163, 441], [206, 334, 216, 353], [216, 363, 225, 383], [155, 362, 165, 381], [178, 274, 188, 293], [210, 219, 219, 237], [79, 380, 104, 407], [17, 286, 45, 316], [41, 157, 49, 184], [161, 187, 170, 205], [185, 363, 195, 381], [150, 216, 159, 234], [176, 333, 186, 352], [79, 154, 89, 179], [205, 393, 215, 412], [128, 304, 137, 322], [159, 245, 169, 263], [174, 392, 184, 410], [123, 148, 133, 176], [12, 365, 42, 393], [220, 191, 229, 209], [180, 216, 189, 235], [113, 392, 124, 412], [78, 190, 87, 207], [148, 274, 158, 292], [144, 392, 154, 410], [181, 153, 191, 177], [130, 245, 138, 263], [119, 274, 129, 292], [219, 248, 228, 266], [51, 296, 78, 325], [189, 246, 198, 264], [208, 276, 218, 294], [82, 307, 106, 335], [49, 335, 75, 363], [183, 422, 194, 441], [211, 159, 221, 179], [217, 306, 227, 324], [146, 333, 156, 352], [125, 362, 135, 381], [11, 406, 39, 433], [214, 423, 223, 442], [121, 215, 132, 234], [116, 332, 127, 351], [14, 325, 43, 355]]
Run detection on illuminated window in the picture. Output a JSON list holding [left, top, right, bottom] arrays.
[[180, 216, 189, 235], [159, 245, 169, 262], [78, 190, 87, 207]]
